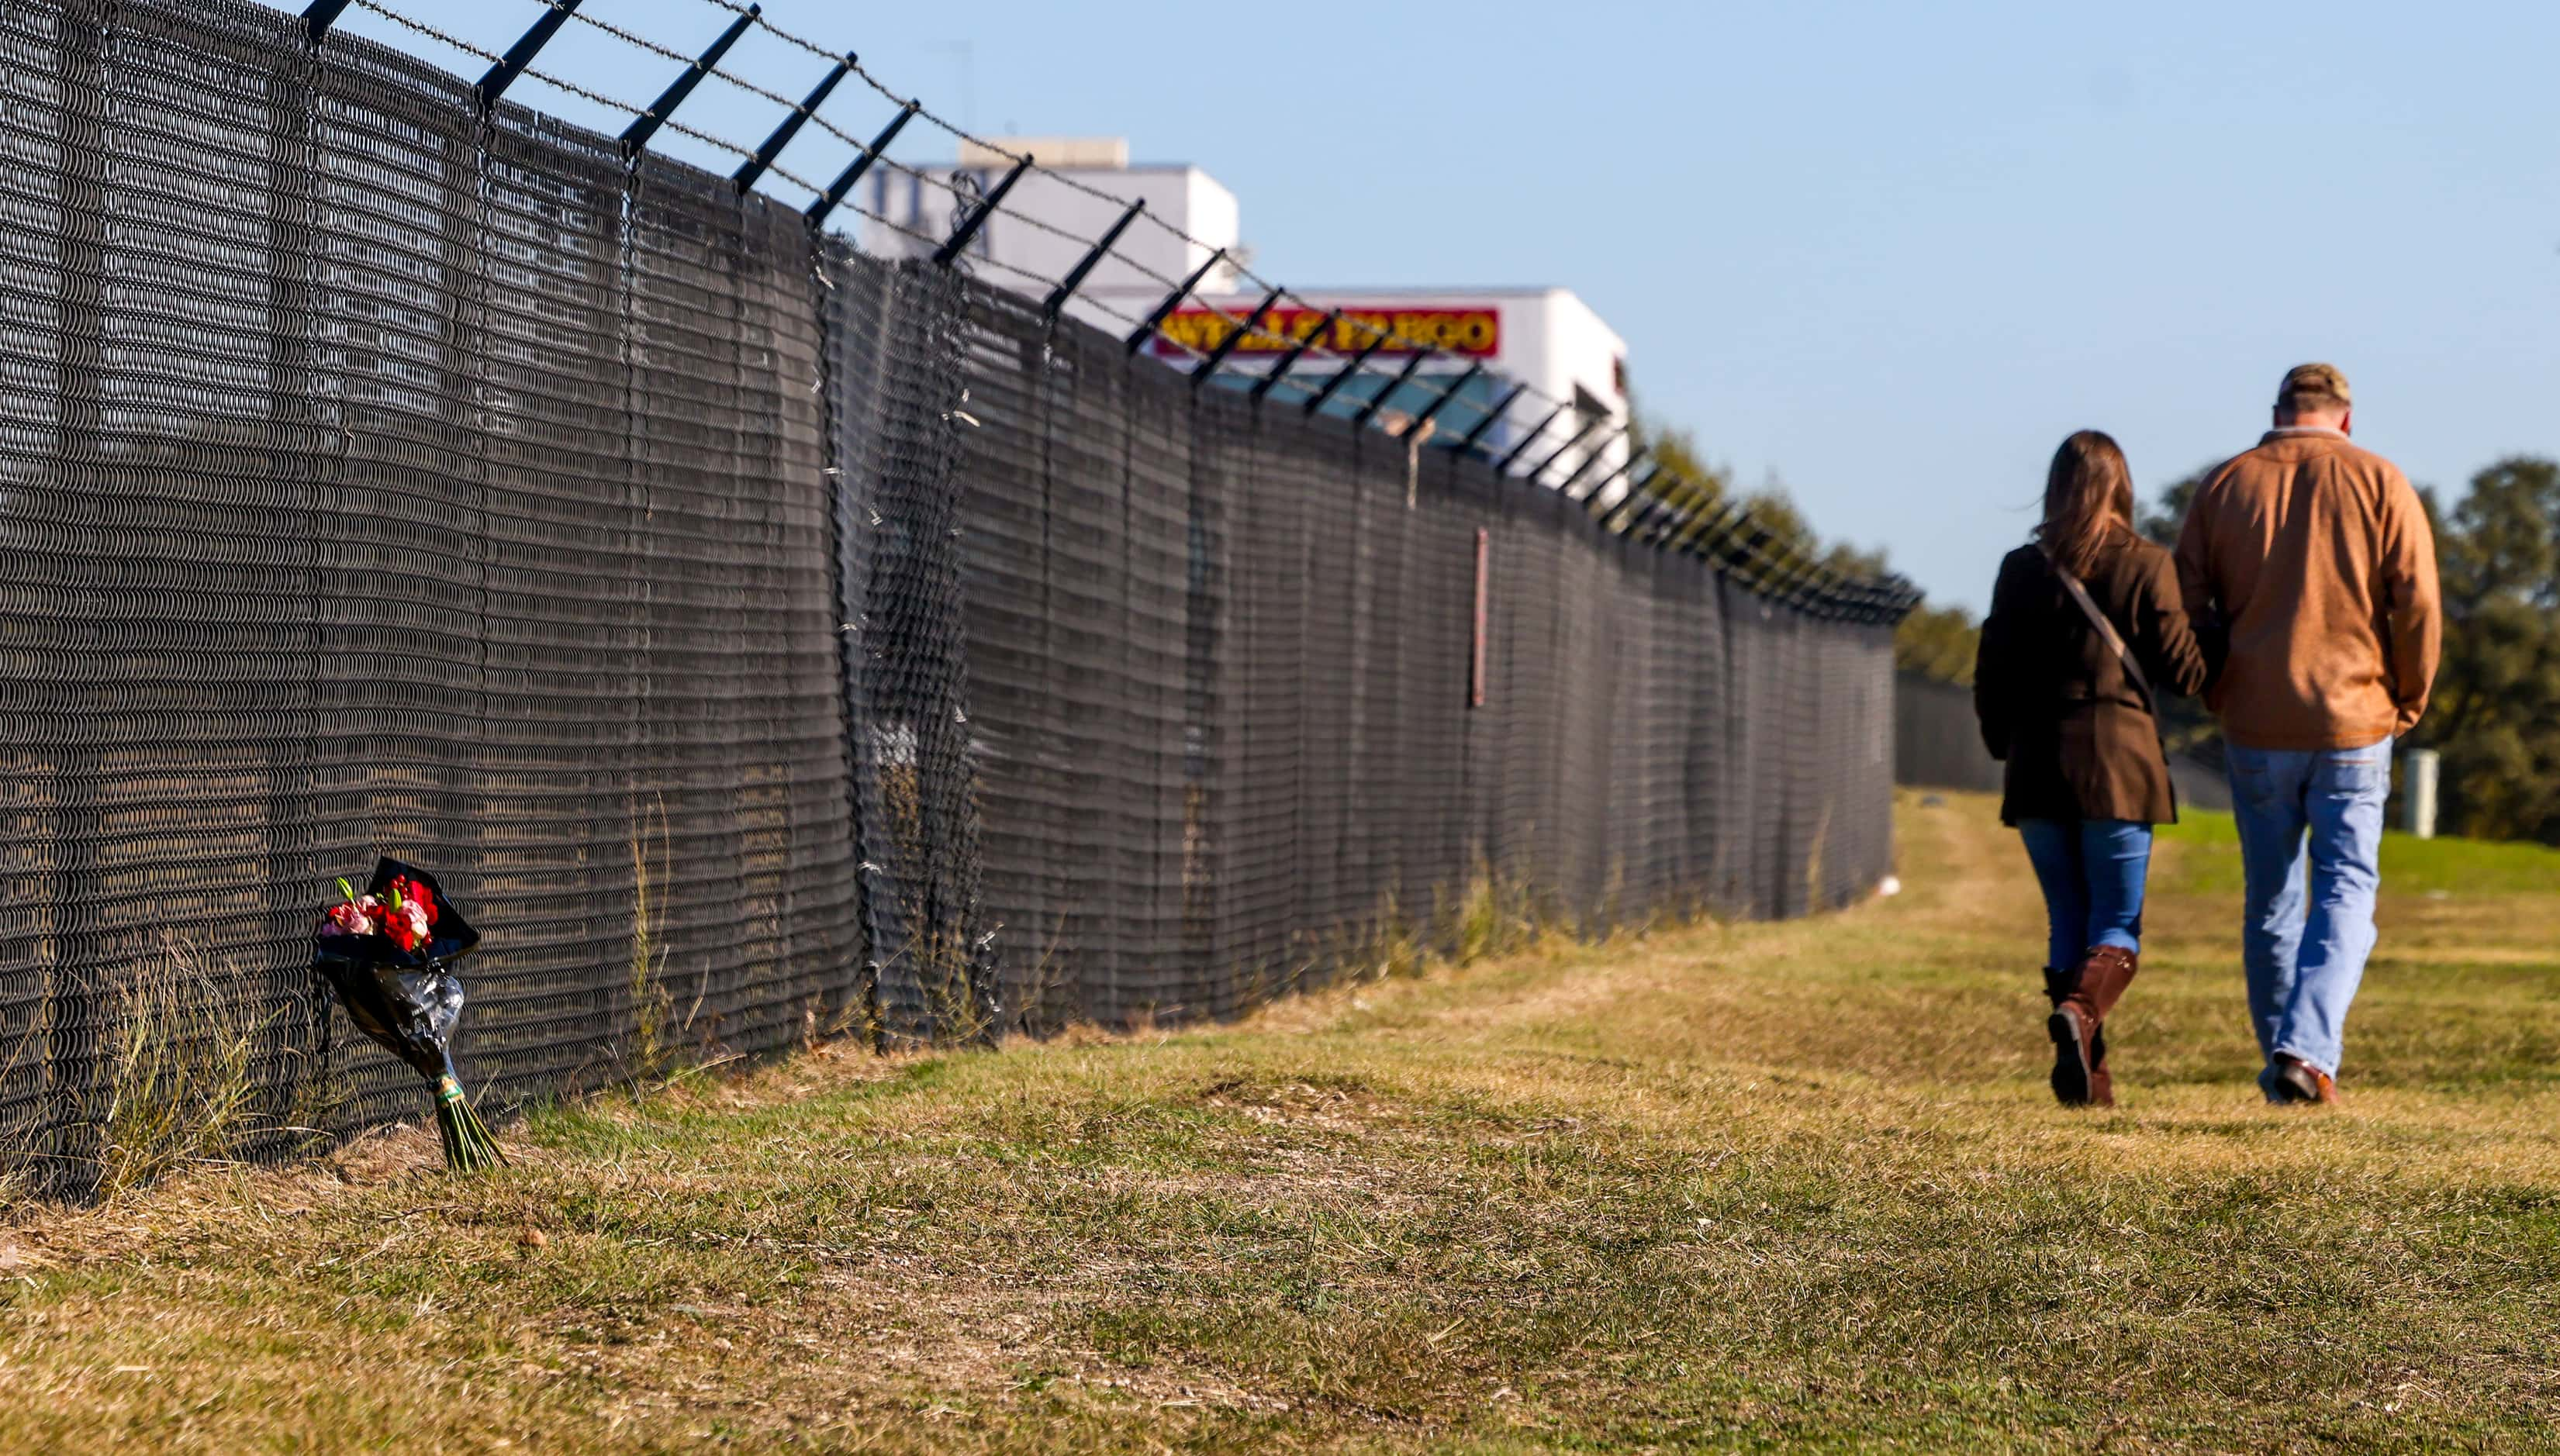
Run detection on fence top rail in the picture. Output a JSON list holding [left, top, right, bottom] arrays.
[[282, 0, 1920, 626]]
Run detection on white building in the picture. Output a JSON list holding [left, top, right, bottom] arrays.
[[862, 140, 1632, 499], [863, 137, 1241, 314]]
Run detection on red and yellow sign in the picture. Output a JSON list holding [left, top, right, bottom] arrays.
[[1156, 305, 1501, 359]]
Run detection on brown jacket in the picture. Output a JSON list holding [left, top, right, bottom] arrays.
[[2173, 430, 2441, 750], [1974, 528, 2209, 826]]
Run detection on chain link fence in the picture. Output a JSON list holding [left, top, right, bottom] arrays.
[[951, 282, 1900, 1033], [1, 0, 1904, 1196]]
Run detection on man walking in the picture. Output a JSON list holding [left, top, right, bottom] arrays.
[[2175, 364, 2441, 1105]]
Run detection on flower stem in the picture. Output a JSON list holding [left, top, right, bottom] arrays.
[[433, 1076, 506, 1173]]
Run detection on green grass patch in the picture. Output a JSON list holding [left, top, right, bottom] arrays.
[[5, 792, 2558, 1452], [2159, 805, 2560, 898]]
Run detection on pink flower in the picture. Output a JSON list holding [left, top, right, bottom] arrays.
[[386, 899, 430, 953], [320, 900, 376, 938], [389, 877, 439, 927]]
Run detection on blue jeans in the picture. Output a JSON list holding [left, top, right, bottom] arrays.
[[2227, 742, 2392, 1081], [2018, 819, 2152, 971]]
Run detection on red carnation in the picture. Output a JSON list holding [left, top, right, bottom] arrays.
[[391, 876, 440, 927]]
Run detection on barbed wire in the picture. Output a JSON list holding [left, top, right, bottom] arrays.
[[342, 2, 1181, 351], [512, 5, 1429, 398], [686, 0, 1256, 274], [332, 0, 1913, 609], [401, 0, 1317, 384], [348, 3, 1436, 422], [347, 7, 1432, 460], [542, 8, 1476, 417], [473, 2, 1652, 488], [343, 0, 830, 189], [676, 11, 1879, 596], [651, 2, 1584, 390], [522, 1, 1214, 300]]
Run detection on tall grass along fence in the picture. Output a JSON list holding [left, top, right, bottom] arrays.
[[0, 0, 1909, 1198]]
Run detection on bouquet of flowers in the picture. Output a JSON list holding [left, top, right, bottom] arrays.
[[311, 858, 506, 1171]]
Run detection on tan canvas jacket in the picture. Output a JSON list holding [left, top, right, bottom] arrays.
[[2173, 430, 2441, 751]]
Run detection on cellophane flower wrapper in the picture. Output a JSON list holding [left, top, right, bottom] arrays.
[[310, 858, 506, 1171]]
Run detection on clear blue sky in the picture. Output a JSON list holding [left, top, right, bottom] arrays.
[[333, 0, 2560, 612]]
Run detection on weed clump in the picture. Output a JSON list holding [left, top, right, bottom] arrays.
[[98, 934, 275, 1201], [1340, 863, 1560, 985]]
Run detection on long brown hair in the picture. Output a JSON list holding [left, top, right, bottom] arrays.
[[2037, 430, 2135, 578]]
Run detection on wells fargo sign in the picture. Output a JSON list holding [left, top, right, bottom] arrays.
[[1156, 305, 1501, 359]]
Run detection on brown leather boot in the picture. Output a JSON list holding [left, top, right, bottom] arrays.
[[2270, 1054, 2341, 1106], [2043, 965, 2092, 1106], [2066, 945, 2140, 1023], [2049, 947, 2137, 1108]]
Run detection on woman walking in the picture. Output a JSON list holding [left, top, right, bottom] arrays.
[[1975, 431, 2209, 1106]]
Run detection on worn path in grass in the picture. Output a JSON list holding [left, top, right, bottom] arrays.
[[5, 792, 2559, 1452]]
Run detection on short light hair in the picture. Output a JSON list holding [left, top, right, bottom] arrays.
[[2275, 362, 2351, 416]]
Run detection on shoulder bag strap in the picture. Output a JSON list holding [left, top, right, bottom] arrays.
[[2047, 553, 2155, 714]]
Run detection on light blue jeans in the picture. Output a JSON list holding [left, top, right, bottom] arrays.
[[2226, 742, 2392, 1082], [2016, 819, 2152, 971]]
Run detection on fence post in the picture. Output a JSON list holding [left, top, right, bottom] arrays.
[[806, 101, 917, 229], [1350, 352, 1428, 430], [1494, 403, 1566, 474], [1471, 528, 1491, 709], [1452, 381, 1528, 457], [262, 0, 330, 1158], [301, 0, 354, 40], [1190, 286, 1282, 383], [931, 155, 1030, 265], [808, 240, 881, 1047], [1528, 413, 1606, 485], [1402, 360, 1483, 436], [477, 0, 584, 110], [1297, 320, 1392, 416], [620, 5, 760, 160], [734, 53, 852, 193], [1124, 247, 1226, 355], [1247, 309, 1338, 402], [1554, 426, 1629, 498], [2404, 747, 2440, 840], [1580, 448, 1650, 516], [46, 0, 111, 1196], [1042, 197, 1145, 321]]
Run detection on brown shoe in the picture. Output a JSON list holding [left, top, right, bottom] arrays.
[[2063, 945, 2139, 1023], [2044, 967, 2113, 1082], [2270, 1054, 2341, 1106], [2041, 967, 2086, 1105], [2048, 947, 2137, 1108], [2048, 1002, 2099, 1106]]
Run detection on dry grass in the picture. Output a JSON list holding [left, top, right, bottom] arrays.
[[4, 792, 2558, 1451], [627, 796, 675, 1082], [94, 936, 276, 1202]]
